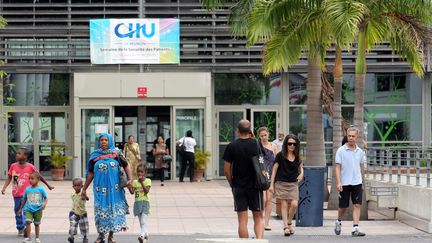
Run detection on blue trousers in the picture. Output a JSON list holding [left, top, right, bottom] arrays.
[[14, 197, 26, 230]]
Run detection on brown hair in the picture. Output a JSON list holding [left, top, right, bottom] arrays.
[[282, 134, 300, 163]]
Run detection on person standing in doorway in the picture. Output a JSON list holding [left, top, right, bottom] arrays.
[[124, 135, 141, 179], [177, 130, 197, 182], [269, 134, 303, 236], [334, 127, 366, 237], [152, 135, 169, 186], [272, 132, 285, 153], [258, 127, 278, 231], [223, 120, 264, 239]]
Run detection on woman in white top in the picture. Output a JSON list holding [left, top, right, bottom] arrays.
[[177, 130, 197, 182]]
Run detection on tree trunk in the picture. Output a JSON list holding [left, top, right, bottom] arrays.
[[305, 56, 325, 166], [328, 47, 343, 210], [354, 30, 368, 220]]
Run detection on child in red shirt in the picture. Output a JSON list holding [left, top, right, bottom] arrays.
[[1, 148, 54, 236]]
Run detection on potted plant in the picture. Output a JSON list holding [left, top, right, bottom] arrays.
[[194, 148, 211, 182], [48, 147, 72, 181]]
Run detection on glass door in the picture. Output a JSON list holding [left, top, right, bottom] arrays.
[[7, 112, 35, 168], [216, 110, 246, 177], [174, 108, 204, 178], [81, 108, 111, 176], [251, 109, 279, 141], [37, 112, 67, 177]]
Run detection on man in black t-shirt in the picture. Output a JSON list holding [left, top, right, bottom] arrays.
[[223, 119, 264, 239]]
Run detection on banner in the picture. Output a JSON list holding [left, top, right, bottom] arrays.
[[90, 19, 180, 64]]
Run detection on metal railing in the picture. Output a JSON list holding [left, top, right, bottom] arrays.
[[366, 147, 432, 188]]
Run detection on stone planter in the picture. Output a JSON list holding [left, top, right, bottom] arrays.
[[194, 169, 205, 182]]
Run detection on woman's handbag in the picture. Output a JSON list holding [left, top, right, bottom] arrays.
[[177, 138, 186, 155], [251, 141, 271, 191], [162, 155, 173, 163]]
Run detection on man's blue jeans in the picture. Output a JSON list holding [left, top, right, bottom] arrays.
[[14, 197, 26, 230]]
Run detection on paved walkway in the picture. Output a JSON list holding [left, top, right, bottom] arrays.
[[0, 179, 429, 239]]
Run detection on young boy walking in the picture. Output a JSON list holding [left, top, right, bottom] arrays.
[[68, 178, 89, 243], [18, 172, 48, 243], [1, 148, 54, 236]]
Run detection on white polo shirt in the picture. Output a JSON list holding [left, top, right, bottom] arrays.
[[178, 137, 197, 153], [335, 144, 366, 186]]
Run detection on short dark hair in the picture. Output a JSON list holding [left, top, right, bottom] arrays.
[[237, 119, 251, 135], [30, 171, 40, 179], [136, 163, 147, 173], [19, 147, 30, 157], [186, 130, 193, 137], [72, 178, 83, 185]]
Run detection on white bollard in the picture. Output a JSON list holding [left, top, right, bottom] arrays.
[[196, 239, 268, 243]]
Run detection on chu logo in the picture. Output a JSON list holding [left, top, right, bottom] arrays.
[[114, 22, 156, 38]]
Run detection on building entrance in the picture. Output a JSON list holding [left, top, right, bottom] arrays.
[[114, 106, 171, 180]]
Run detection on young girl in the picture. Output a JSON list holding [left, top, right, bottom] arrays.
[[129, 163, 151, 243], [269, 135, 303, 237], [257, 127, 278, 231], [18, 172, 48, 243]]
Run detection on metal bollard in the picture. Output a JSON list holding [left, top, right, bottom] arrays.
[[427, 152, 431, 188], [380, 150, 385, 181], [388, 149, 392, 183], [373, 150, 377, 180], [406, 151, 411, 185], [397, 150, 401, 184], [416, 150, 420, 186]]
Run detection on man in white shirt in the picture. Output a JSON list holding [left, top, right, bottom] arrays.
[[272, 132, 285, 153], [334, 127, 366, 237], [177, 130, 197, 182]]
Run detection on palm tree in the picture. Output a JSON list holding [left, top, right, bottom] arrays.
[[246, 0, 332, 166], [352, 0, 432, 143]]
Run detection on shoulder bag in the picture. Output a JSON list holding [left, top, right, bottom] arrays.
[[178, 137, 186, 155], [251, 140, 271, 191]]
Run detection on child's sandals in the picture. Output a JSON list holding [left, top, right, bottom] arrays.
[[94, 233, 105, 243], [107, 234, 116, 243]]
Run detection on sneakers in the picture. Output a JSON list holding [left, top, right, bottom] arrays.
[[138, 235, 148, 243], [18, 229, 24, 236], [67, 236, 74, 243], [23, 238, 31, 243], [35, 238, 41, 243], [352, 228, 366, 237], [334, 221, 341, 235], [83, 237, 89, 243]]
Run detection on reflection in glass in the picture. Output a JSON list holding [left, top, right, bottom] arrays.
[[81, 109, 110, 173], [8, 112, 34, 143], [214, 73, 281, 105], [39, 112, 66, 143], [365, 106, 421, 142], [219, 112, 243, 142], [289, 73, 307, 105], [342, 73, 421, 104], [3, 73, 70, 106], [219, 144, 228, 176], [289, 107, 332, 142]]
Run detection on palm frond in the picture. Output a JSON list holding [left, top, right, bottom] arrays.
[[200, 0, 232, 10]]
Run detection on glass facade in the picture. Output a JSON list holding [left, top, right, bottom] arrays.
[[3, 73, 70, 106], [214, 73, 281, 105]]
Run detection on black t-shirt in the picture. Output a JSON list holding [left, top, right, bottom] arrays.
[[274, 152, 300, 182], [222, 138, 260, 189]]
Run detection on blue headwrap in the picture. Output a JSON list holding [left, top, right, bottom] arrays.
[[86, 133, 119, 175]]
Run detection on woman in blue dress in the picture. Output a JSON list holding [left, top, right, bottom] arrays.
[[82, 133, 132, 243]]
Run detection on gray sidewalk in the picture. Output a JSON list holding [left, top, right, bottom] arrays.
[[0, 179, 430, 242]]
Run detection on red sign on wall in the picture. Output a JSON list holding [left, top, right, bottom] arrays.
[[137, 87, 147, 98]]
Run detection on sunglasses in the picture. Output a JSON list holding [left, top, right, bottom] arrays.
[[287, 142, 296, 146]]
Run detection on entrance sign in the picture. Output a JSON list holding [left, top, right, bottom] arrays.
[[137, 87, 148, 98], [90, 19, 180, 64]]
